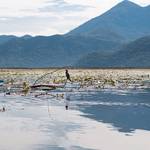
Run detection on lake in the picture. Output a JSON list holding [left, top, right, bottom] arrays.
[[0, 88, 150, 150]]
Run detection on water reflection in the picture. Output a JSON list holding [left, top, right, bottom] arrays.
[[70, 90, 150, 133], [0, 90, 150, 149]]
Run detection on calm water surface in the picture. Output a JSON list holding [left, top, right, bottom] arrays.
[[0, 89, 150, 150]]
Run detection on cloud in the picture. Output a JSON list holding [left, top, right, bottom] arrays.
[[0, 16, 60, 36], [39, 0, 92, 13]]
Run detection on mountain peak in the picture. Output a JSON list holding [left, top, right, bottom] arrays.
[[21, 35, 32, 39], [103, 0, 142, 17], [116, 0, 141, 8]]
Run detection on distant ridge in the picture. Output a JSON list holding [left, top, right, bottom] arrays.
[[76, 36, 150, 68]]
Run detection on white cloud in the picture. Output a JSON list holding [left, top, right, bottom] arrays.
[[0, 0, 149, 36]]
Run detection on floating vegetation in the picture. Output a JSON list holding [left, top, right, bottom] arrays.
[[0, 69, 149, 95]]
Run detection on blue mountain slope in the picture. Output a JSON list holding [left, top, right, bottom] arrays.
[[76, 36, 150, 68], [0, 35, 120, 68], [68, 0, 150, 41], [0, 35, 17, 45]]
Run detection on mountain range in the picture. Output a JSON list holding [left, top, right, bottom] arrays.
[[0, 0, 150, 68], [0, 35, 120, 67]]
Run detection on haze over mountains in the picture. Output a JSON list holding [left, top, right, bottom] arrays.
[[0, 0, 150, 68]]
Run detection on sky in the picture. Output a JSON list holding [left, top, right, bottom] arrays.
[[0, 0, 149, 36]]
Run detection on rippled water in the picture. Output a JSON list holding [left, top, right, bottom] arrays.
[[0, 89, 150, 150]]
